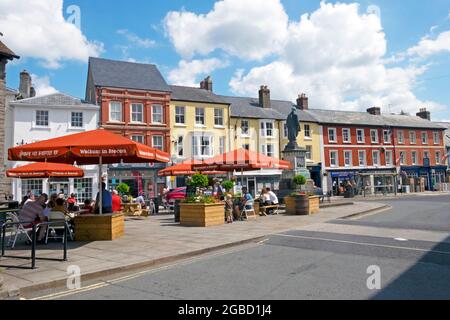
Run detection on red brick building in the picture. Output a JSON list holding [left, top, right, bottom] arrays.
[[85, 57, 172, 198], [309, 107, 447, 194]]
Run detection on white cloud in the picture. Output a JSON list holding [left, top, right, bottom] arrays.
[[0, 0, 104, 68], [407, 30, 450, 59], [117, 29, 156, 48], [168, 58, 229, 87], [31, 74, 58, 96], [164, 0, 288, 60], [228, 2, 446, 114]]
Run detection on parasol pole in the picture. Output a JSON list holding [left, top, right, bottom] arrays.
[[99, 156, 103, 215], [241, 168, 244, 189]]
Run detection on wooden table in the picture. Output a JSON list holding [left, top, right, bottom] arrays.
[[122, 203, 142, 216]]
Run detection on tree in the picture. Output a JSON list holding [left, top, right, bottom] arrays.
[[116, 183, 130, 195]]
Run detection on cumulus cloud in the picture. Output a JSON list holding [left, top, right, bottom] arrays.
[[168, 58, 229, 87], [407, 30, 450, 59], [227, 2, 446, 114], [31, 74, 58, 96], [117, 29, 156, 48], [164, 0, 288, 60], [0, 0, 104, 68]]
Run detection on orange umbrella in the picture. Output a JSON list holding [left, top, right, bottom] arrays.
[[8, 129, 170, 214], [6, 162, 84, 179], [158, 160, 225, 177], [8, 129, 170, 165], [192, 148, 292, 171]]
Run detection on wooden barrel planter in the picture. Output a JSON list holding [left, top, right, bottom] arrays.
[[180, 203, 225, 227]]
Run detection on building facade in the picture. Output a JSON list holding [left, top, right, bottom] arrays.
[[6, 91, 100, 202], [310, 107, 447, 194], [86, 57, 172, 198], [0, 39, 19, 199]]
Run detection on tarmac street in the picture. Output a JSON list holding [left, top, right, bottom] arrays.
[[30, 195, 450, 300]]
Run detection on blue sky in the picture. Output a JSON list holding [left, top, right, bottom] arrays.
[[2, 0, 450, 120]]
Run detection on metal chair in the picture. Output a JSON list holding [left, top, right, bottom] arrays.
[[149, 199, 156, 215], [45, 211, 73, 244], [7, 212, 33, 248]]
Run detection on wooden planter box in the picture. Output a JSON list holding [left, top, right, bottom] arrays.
[[74, 213, 125, 241], [285, 195, 320, 216], [180, 203, 225, 227]]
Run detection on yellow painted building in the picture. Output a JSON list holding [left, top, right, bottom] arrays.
[[169, 84, 231, 163]]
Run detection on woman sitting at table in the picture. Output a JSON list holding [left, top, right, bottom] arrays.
[[259, 188, 271, 206]]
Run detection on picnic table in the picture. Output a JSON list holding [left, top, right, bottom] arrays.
[[122, 203, 149, 217]]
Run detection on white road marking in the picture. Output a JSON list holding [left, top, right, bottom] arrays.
[[272, 233, 450, 255], [394, 238, 408, 242]]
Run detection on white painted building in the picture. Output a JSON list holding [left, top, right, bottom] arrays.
[[6, 92, 100, 203]]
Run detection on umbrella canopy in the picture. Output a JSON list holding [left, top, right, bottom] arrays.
[[158, 160, 225, 177], [192, 148, 292, 172], [8, 129, 170, 165], [6, 162, 84, 179]]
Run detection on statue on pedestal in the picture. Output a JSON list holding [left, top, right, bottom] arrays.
[[286, 107, 301, 150]]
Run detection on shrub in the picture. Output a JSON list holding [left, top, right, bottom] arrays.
[[184, 195, 217, 204], [293, 175, 307, 186], [221, 180, 235, 192], [187, 173, 209, 188], [116, 183, 130, 195]]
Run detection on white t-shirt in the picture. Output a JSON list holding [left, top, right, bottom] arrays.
[[268, 191, 279, 204]]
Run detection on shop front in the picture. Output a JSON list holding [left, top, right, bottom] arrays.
[[401, 165, 447, 191]]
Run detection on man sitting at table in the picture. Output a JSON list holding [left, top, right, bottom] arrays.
[[94, 182, 113, 214], [265, 188, 279, 214], [234, 187, 253, 220], [18, 193, 48, 243]]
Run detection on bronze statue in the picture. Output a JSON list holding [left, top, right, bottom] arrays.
[[286, 107, 301, 148]]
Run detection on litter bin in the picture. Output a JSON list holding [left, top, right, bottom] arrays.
[[153, 197, 159, 215], [174, 199, 181, 223]]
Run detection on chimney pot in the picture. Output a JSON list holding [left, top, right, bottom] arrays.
[[258, 85, 271, 109], [19, 70, 32, 99], [416, 108, 431, 121], [200, 76, 213, 92], [367, 107, 381, 115]]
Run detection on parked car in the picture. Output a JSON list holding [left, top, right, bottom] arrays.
[[165, 187, 187, 201]]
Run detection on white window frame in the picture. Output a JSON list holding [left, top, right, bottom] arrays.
[[370, 129, 378, 143], [423, 150, 430, 163], [261, 144, 275, 157], [219, 136, 225, 154], [411, 151, 418, 165], [433, 132, 440, 145], [383, 130, 391, 143], [385, 150, 393, 166], [241, 120, 250, 136], [344, 150, 352, 167], [304, 124, 311, 139], [372, 150, 380, 166], [152, 104, 163, 124], [342, 128, 351, 143], [131, 135, 145, 144], [356, 129, 365, 143], [358, 150, 366, 166], [109, 102, 123, 122], [70, 111, 83, 128], [175, 136, 184, 158], [260, 120, 275, 137], [214, 108, 224, 127], [192, 134, 213, 158], [409, 131, 417, 144], [305, 145, 312, 160], [283, 122, 288, 139], [328, 128, 337, 143], [152, 136, 164, 151], [436, 151, 441, 164], [329, 150, 338, 167], [399, 152, 406, 165], [130, 103, 144, 123], [195, 108, 205, 126], [397, 130, 404, 144], [421, 132, 428, 145], [242, 143, 250, 150], [35, 110, 49, 127], [175, 106, 185, 125]]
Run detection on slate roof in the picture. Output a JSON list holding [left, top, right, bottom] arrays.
[[11, 93, 98, 107], [88, 57, 170, 92], [0, 40, 19, 59], [307, 109, 446, 129], [170, 85, 229, 105]]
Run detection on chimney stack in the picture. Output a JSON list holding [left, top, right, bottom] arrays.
[[296, 93, 308, 110], [367, 107, 381, 115], [200, 76, 213, 92], [19, 70, 32, 99], [416, 108, 431, 121], [259, 85, 271, 109]]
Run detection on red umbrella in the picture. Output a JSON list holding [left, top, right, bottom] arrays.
[[158, 159, 225, 177], [8, 129, 170, 214], [6, 162, 84, 179]]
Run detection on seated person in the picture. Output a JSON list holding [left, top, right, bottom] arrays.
[[94, 182, 113, 214], [234, 187, 253, 220], [260, 188, 271, 206], [18, 193, 48, 242], [81, 199, 94, 214], [134, 192, 146, 209], [112, 190, 122, 212], [265, 187, 279, 214], [67, 193, 78, 212]]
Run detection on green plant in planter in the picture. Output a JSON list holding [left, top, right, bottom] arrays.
[[187, 173, 209, 188], [221, 180, 235, 192], [184, 195, 217, 204], [116, 182, 130, 195], [293, 175, 307, 190]]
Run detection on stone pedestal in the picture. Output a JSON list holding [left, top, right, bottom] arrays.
[[279, 146, 311, 200]]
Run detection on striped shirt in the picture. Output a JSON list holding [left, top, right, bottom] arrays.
[[19, 200, 45, 223]]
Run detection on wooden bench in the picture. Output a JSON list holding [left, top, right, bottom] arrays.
[[259, 205, 280, 216]]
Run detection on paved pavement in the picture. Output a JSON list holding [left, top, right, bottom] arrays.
[[0, 201, 384, 298], [31, 195, 450, 300]]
